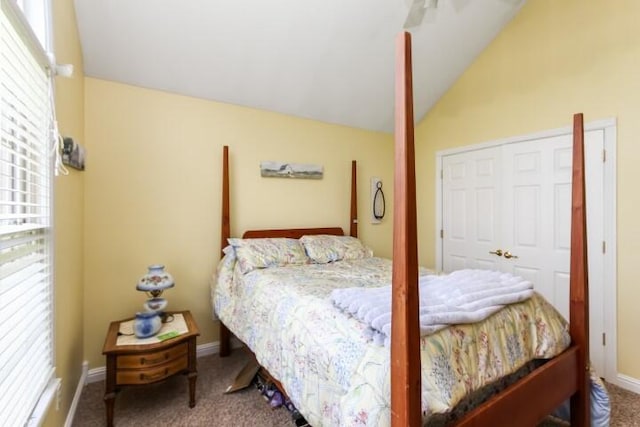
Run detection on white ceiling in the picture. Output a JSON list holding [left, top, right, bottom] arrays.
[[73, 0, 525, 133]]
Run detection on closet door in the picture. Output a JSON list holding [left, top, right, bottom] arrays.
[[501, 131, 604, 373], [440, 130, 605, 375], [499, 134, 572, 305], [441, 146, 502, 272]]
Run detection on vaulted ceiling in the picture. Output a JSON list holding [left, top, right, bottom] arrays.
[[73, 0, 525, 133]]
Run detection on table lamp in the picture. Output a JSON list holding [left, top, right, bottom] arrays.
[[136, 264, 175, 322]]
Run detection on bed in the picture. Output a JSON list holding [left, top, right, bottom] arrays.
[[213, 32, 596, 426]]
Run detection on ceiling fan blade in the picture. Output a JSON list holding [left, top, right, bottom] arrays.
[[403, 0, 427, 29], [403, 0, 438, 29], [402, 0, 522, 30]]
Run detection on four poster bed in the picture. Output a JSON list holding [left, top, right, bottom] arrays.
[[212, 32, 596, 426]]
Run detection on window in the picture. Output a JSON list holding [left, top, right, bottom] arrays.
[[1, 0, 57, 425], [15, 0, 50, 51]]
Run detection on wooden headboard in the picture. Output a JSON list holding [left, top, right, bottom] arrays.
[[242, 227, 343, 239]]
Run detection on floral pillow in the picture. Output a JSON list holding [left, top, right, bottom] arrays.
[[227, 237, 309, 274], [299, 234, 373, 264]]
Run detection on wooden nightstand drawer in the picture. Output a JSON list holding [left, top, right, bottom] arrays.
[[117, 342, 187, 369], [116, 356, 188, 385]]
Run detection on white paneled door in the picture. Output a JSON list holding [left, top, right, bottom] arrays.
[[442, 146, 502, 272], [441, 129, 606, 376]]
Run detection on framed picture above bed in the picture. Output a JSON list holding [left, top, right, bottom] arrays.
[[260, 161, 323, 179]]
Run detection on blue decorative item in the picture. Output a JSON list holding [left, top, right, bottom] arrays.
[[133, 311, 162, 338]]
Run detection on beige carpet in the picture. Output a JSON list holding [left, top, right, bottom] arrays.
[[73, 349, 639, 426]]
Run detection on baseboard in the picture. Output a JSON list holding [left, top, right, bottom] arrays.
[[64, 361, 88, 427], [86, 339, 242, 384], [612, 373, 640, 394], [197, 341, 219, 357], [87, 366, 106, 384]]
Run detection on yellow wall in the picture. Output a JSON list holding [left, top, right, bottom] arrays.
[[416, 0, 640, 378], [82, 79, 393, 368], [44, 0, 85, 425]]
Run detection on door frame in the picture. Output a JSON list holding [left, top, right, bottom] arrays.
[[434, 118, 617, 382]]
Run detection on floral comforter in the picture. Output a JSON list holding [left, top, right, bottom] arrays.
[[212, 256, 570, 426]]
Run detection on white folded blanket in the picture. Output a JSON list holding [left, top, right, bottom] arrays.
[[330, 269, 534, 346]]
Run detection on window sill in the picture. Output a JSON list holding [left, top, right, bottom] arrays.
[[27, 378, 61, 427]]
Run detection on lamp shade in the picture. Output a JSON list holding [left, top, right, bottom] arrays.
[[136, 264, 175, 292]]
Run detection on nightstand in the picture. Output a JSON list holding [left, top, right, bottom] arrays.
[[102, 310, 200, 427]]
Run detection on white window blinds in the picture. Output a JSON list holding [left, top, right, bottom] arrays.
[[0, 1, 54, 425]]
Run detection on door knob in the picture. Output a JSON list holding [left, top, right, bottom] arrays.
[[504, 251, 519, 259], [489, 249, 503, 256]]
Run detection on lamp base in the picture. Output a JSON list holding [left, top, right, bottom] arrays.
[[133, 311, 162, 338]]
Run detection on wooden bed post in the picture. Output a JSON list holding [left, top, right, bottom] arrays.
[[569, 113, 591, 426], [350, 160, 358, 237], [220, 145, 231, 357], [391, 31, 421, 427]]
